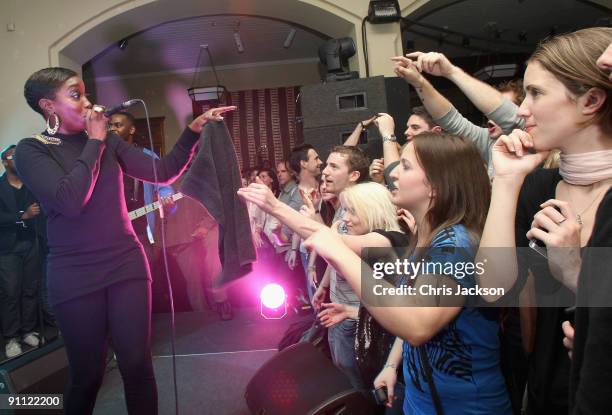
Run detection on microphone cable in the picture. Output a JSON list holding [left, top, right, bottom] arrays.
[[135, 99, 180, 415]]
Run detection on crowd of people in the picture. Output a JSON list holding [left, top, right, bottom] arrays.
[[0, 24, 610, 415], [238, 27, 612, 415]]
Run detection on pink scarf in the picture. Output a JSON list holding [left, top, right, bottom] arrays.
[[559, 150, 612, 185]]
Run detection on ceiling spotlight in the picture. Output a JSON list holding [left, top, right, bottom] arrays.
[[233, 31, 244, 53], [284, 28, 297, 49], [118, 39, 128, 51]]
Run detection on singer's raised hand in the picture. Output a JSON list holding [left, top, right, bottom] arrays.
[[85, 106, 108, 142], [189, 106, 237, 134]]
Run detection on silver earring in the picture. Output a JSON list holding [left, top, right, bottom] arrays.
[[46, 113, 60, 135]]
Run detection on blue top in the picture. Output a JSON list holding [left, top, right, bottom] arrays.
[[401, 224, 511, 415]]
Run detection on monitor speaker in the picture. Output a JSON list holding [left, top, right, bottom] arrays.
[[245, 342, 377, 415], [0, 338, 68, 414]]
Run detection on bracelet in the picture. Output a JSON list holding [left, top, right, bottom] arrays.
[[360, 121, 366, 130], [383, 363, 397, 369], [382, 134, 397, 142]]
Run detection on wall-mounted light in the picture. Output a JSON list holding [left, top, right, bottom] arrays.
[[367, 0, 401, 23], [283, 28, 297, 49], [233, 31, 244, 53], [118, 38, 128, 51]]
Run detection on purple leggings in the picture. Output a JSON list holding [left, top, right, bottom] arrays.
[[53, 279, 157, 415]]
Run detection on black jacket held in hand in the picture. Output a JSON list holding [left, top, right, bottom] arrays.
[[180, 120, 256, 284]]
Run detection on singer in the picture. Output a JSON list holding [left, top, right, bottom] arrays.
[[14, 67, 235, 415]]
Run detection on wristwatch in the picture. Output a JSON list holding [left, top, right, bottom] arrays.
[[382, 134, 397, 142]]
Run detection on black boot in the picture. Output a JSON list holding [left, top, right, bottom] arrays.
[[216, 300, 234, 321]]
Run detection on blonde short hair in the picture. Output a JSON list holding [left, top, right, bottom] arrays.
[[340, 182, 400, 233]]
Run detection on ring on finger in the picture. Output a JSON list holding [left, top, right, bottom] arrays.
[[557, 217, 567, 225]]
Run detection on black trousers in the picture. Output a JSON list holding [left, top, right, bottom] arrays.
[[53, 279, 157, 415], [0, 239, 40, 339]]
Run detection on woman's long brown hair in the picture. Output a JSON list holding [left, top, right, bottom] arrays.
[[412, 132, 491, 248]]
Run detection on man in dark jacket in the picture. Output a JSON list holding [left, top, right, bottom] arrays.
[[0, 145, 42, 358]]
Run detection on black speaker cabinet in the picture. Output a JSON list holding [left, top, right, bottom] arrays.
[[301, 76, 410, 160], [245, 342, 377, 415], [301, 76, 388, 130], [303, 124, 383, 162], [0, 338, 68, 413]]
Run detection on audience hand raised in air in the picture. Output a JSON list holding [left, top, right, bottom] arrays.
[[237, 177, 281, 213]]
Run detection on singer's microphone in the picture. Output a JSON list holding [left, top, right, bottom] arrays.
[[92, 99, 139, 117]]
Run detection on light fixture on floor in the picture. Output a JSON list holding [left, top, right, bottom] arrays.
[[260, 283, 287, 320]]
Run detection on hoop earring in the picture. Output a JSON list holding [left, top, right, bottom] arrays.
[[46, 113, 60, 135]]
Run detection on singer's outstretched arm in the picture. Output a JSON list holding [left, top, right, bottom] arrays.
[[114, 106, 236, 184]]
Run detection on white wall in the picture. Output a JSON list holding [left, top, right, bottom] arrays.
[[0, 0, 412, 168]]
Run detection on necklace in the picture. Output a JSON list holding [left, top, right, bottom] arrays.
[[566, 182, 612, 225]]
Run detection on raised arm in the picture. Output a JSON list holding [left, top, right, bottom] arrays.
[[394, 56, 488, 162], [237, 182, 392, 253], [116, 106, 236, 184], [373, 113, 401, 165], [392, 56, 451, 120], [475, 130, 550, 301], [406, 51, 506, 115], [303, 226, 462, 345], [343, 116, 378, 147]]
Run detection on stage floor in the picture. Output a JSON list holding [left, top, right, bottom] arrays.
[[94, 308, 303, 415]]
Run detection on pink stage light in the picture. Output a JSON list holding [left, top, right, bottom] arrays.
[[260, 283, 287, 319], [261, 283, 286, 309]]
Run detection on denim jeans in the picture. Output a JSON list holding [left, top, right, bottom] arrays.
[[328, 318, 365, 391], [300, 251, 315, 302]]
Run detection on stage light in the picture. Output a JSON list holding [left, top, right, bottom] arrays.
[[318, 37, 358, 81], [260, 283, 287, 319], [284, 28, 297, 49]]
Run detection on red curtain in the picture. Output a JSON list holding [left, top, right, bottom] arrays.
[[192, 86, 303, 170]]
